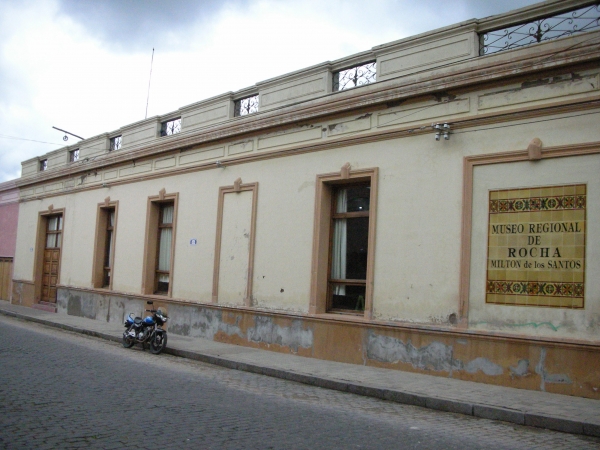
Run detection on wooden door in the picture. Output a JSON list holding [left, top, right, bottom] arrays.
[[42, 215, 62, 303], [0, 258, 13, 300]]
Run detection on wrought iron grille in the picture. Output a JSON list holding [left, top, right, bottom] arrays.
[[110, 135, 122, 151], [333, 61, 376, 91], [39, 159, 48, 171], [160, 118, 181, 136], [480, 4, 600, 55], [234, 95, 259, 116], [69, 149, 79, 162]]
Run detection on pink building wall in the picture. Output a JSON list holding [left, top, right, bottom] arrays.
[[0, 180, 19, 258]]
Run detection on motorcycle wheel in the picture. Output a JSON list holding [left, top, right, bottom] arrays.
[[122, 331, 135, 348], [150, 332, 167, 354]]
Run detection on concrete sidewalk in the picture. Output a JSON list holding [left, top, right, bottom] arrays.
[[1, 300, 598, 438]]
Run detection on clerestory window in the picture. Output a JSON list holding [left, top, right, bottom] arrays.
[[69, 149, 79, 162], [160, 118, 181, 136], [333, 61, 377, 92], [110, 135, 122, 151], [234, 94, 259, 117]]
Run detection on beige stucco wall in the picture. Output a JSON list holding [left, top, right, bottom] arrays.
[[12, 30, 600, 343], [469, 153, 600, 340], [13, 107, 600, 336]]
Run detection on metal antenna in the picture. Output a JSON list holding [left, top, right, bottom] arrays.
[[145, 48, 154, 119]]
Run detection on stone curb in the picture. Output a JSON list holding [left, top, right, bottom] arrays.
[[1, 308, 598, 438]]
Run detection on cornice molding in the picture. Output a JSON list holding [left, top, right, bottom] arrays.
[[16, 31, 600, 189], [17, 95, 600, 200]]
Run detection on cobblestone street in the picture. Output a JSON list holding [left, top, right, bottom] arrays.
[[1, 315, 598, 449]]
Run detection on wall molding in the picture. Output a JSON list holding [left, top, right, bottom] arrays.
[[458, 141, 600, 324], [16, 95, 600, 202]]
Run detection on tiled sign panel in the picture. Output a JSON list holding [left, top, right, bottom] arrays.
[[486, 184, 586, 308]]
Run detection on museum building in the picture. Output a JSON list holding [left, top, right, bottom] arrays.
[[10, 0, 600, 398]]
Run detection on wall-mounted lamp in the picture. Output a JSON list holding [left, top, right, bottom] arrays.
[[216, 160, 225, 168], [433, 123, 451, 141]]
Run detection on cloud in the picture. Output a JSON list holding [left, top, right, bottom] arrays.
[[0, 0, 543, 182], [57, 0, 248, 51]]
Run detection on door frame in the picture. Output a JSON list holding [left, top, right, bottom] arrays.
[[33, 207, 65, 304]]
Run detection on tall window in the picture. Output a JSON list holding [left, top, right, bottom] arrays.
[[143, 192, 178, 297], [93, 204, 117, 289], [39, 159, 48, 171], [102, 209, 115, 287], [310, 167, 377, 317], [155, 203, 174, 293], [329, 184, 370, 313]]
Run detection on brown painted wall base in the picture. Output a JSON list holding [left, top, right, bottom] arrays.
[[12, 280, 35, 308], [53, 285, 600, 399]]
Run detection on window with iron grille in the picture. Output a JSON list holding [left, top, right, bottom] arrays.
[[110, 135, 122, 151], [479, 4, 600, 55], [39, 159, 48, 171], [160, 118, 181, 136], [69, 149, 79, 162], [234, 94, 259, 117], [333, 61, 376, 92]]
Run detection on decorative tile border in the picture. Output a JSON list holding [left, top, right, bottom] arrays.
[[490, 195, 585, 214], [487, 280, 584, 297]]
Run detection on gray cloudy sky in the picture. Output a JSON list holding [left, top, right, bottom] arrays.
[[0, 0, 540, 182]]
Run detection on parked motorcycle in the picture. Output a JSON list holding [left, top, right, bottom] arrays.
[[122, 301, 168, 354]]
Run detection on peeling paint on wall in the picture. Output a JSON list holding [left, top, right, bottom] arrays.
[[473, 321, 561, 332], [509, 359, 531, 378], [464, 357, 503, 376], [367, 332, 508, 376], [535, 348, 572, 391], [248, 316, 313, 352], [169, 306, 243, 340], [366, 332, 463, 372]]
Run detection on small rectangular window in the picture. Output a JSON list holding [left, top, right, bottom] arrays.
[[234, 94, 259, 117], [160, 118, 181, 136], [155, 203, 174, 293], [39, 159, 48, 171], [333, 61, 376, 92], [109, 136, 122, 151], [45, 215, 63, 248], [69, 149, 79, 162]]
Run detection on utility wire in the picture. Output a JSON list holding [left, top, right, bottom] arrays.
[[0, 134, 63, 146]]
